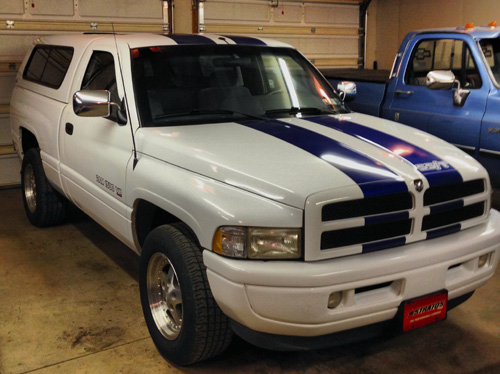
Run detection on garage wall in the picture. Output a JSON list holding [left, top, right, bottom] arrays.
[[369, 0, 500, 70], [0, 0, 165, 187], [201, 0, 361, 69]]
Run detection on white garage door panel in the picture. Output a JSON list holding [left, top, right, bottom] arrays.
[[0, 154, 21, 187], [271, 3, 302, 24], [0, 35, 36, 57], [0, 115, 11, 146], [288, 36, 358, 56], [31, 0, 74, 16], [79, 0, 162, 20], [0, 73, 16, 104], [205, 0, 270, 23], [304, 4, 358, 26], [203, 0, 360, 68], [0, 0, 24, 15]]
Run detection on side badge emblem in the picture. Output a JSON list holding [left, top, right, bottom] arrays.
[[414, 179, 424, 192]]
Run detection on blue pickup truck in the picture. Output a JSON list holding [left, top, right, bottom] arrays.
[[321, 23, 500, 185]]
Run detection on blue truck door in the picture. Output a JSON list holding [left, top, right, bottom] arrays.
[[476, 38, 500, 184], [383, 34, 489, 153]]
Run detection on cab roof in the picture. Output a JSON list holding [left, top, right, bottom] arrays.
[[36, 32, 293, 49], [407, 24, 500, 41]]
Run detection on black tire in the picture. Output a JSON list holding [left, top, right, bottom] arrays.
[[139, 224, 233, 365], [21, 148, 68, 227]]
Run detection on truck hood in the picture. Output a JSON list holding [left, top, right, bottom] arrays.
[[135, 113, 485, 209]]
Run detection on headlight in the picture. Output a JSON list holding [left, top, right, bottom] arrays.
[[213, 227, 301, 259]]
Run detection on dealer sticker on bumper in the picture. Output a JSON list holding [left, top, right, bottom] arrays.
[[403, 290, 448, 332]]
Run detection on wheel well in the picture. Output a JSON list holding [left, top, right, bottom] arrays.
[[21, 128, 39, 154], [133, 199, 199, 250]]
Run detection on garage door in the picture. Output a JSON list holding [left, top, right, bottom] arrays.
[[201, 0, 360, 69], [0, 0, 166, 187]]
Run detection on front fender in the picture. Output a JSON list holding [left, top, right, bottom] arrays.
[[127, 154, 303, 251]]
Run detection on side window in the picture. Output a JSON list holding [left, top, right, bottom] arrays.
[[23, 45, 74, 89], [406, 39, 482, 89], [480, 39, 500, 85], [81, 51, 119, 120]]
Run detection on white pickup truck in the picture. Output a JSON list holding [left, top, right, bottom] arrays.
[[10, 33, 500, 365]]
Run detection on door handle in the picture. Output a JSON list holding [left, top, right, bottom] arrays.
[[65, 122, 74, 135], [395, 90, 414, 95]]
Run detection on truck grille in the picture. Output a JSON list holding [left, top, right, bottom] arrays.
[[322, 191, 412, 221], [305, 179, 488, 261]]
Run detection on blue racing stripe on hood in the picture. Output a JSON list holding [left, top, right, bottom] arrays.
[[305, 116, 463, 187], [240, 120, 407, 197], [167, 34, 216, 45]]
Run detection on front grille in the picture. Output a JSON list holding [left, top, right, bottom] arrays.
[[424, 179, 485, 205], [319, 191, 413, 253], [307, 178, 489, 261], [321, 218, 412, 249], [322, 192, 412, 221], [422, 202, 485, 231]]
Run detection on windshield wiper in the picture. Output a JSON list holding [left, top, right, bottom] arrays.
[[154, 108, 265, 121], [265, 107, 336, 116]]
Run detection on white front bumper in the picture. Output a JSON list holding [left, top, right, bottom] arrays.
[[204, 210, 500, 337]]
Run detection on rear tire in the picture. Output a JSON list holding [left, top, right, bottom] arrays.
[[139, 224, 233, 365], [21, 148, 68, 227]]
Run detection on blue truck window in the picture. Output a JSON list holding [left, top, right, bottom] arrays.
[[406, 39, 482, 89]]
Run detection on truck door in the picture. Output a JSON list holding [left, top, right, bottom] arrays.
[[383, 35, 489, 153], [476, 38, 500, 185], [59, 47, 134, 243]]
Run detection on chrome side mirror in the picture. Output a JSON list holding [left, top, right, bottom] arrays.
[[73, 90, 111, 117], [426, 70, 470, 107], [426, 70, 455, 90], [337, 81, 357, 102]]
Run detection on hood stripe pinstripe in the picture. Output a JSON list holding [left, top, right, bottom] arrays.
[[240, 120, 407, 197], [305, 116, 463, 187]]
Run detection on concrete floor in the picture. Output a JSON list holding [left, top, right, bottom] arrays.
[[0, 187, 499, 374]]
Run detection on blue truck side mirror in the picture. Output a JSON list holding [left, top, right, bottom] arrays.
[[336, 81, 357, 102], [426, 70, 470, 107]]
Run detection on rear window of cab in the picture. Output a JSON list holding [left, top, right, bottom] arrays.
[[23, 45, 74, 89]]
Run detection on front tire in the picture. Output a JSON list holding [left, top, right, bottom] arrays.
[[139, 225, 233, 365], [21, 148, 68, 227]]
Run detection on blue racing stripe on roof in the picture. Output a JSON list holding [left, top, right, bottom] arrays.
[[306, 116, 463, 187], [222, 35, 267, 45], [168, 34, 216, 45], [239, 120, 407, 197]]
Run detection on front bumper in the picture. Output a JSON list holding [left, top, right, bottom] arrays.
[[204, 209, 500, 338]]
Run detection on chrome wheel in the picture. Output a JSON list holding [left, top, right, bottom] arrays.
[[23, 164, 37, 214], [147, 252, 183, 340]]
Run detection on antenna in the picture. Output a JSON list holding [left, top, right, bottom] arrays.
[[112, 23, 139, 170]]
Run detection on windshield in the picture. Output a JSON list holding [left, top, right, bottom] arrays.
[[480, 38, 500, 86], [131, 45, 347, 127]]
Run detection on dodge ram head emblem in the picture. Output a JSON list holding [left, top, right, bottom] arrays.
[[414, 179, 424, 192]]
